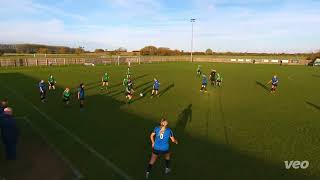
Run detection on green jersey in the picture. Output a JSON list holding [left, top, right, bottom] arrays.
[[63, 91, 70, 98], [123, 78, 128, 86], [48, 76, 55, 83], [103, 74, 109, 81], [216, 74, 223, 81]]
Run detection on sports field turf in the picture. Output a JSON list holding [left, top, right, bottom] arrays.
[[0, 62, 320, 180]]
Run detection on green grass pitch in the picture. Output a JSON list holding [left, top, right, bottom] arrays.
[[0, 62, 320, 180]]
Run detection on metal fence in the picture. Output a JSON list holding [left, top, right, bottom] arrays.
[[0, 56, 309, 68]]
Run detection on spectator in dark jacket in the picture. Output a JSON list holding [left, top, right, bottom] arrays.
[[0, 99, 8, 115], [0, 107, 19, 160]]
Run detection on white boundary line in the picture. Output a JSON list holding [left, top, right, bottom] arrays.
[[4, 84, 133, 180], [21, 116, 84, 180]]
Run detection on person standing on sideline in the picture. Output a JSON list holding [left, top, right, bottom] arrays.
[[0, 107, 19, 160], [0, 99, 8, 115], [78, 83, 85, 111]]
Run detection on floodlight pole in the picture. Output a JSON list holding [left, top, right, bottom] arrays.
[[190, 18, 196, 62]]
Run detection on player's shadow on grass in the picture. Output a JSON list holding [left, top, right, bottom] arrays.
[[135, 80, 152, 89], [131, 74, 149, 81], [2, 73, 319, 180], [86, 81, 100, 87], [175, 104, 192, 134], [130, 84, 154, 103], [256, 81, 270, 92], [305, 101, 320, 111], [159, 83, 175, 97]]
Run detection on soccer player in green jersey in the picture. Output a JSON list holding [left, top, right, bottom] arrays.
[[123, 77, 129, 87], [62, 88, 71, 105], [126, 67, 131, 78], [125, 80, 134, 104], [215, 73, 223, 87], [196, 65, 202, 77], [101, 72, 109, 90], [48, 75, 56, 90]]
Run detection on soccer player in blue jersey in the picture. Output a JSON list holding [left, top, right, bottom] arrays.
[[39, 80, 47, 103], [151, 78, 160, 98], [78, 83, 85, 110], [200, 74, 208, 92], [146, 118, 178, 179], [267, 75, 279, 93]]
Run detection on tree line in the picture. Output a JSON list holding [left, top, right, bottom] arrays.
[[139, 46, 210, 56], [0, 44, 319, 61], [0, 44, 85, 54]]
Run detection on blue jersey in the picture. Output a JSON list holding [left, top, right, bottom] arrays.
[[153, 127, 174, 151], [202, 77, 208, 84], [272, 77, 279, 85], [153, 80, 160, 89], [39, 82, 46, 92], [78, 88, 85, 99]]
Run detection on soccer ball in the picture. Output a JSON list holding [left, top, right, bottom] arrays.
[[92, 64, 95, 67], [140, 93, 144, 97]]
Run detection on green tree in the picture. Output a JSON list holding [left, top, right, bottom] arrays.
[[75, 47, 85, 54], [205, 48, 213, 55], [94, 49, 105, 53], [157, 47, 171, 56], [38, 48, 49, 54], [57, 47, 67, 54], [140, 46, 158, 56]]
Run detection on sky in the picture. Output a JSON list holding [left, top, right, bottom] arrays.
[[0, 0, 320, 52]]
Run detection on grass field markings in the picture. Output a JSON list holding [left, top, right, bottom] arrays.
[[3, 84, 134, 180], [22, 116, 84, 180], [305, 101, 320, 111]]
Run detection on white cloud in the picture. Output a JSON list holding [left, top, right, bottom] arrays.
[[0, 0, 320, 52]]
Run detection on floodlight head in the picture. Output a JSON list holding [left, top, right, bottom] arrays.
[[190, 18, 196, 22]]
